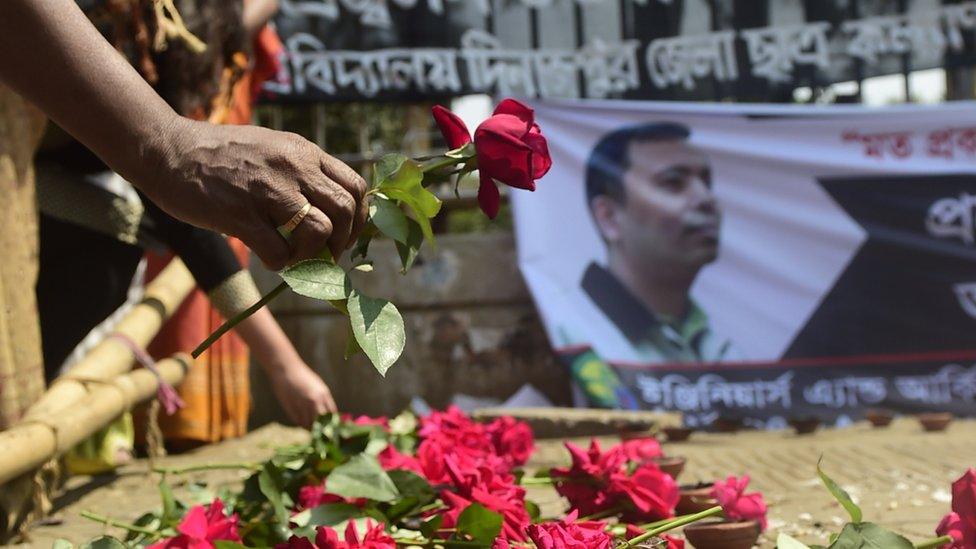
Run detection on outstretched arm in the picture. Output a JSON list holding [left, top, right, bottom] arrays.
[[0, 0, 367, 269], [235, 307, 338, 428]]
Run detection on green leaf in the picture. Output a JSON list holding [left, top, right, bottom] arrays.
[[344, 324, 362, 360], [347, 291, 405, 376], [79, 537, 126, 549], [377, 157, 422, 193], [778, 533, 813, 549], [384, 496, 421, 524], [817, 457, 862, 523], [376, 157, 441, 244], [365, 436, 389, 456], [280, 259, 351, 301], [525, 500, 541, 522], [393, 433, 418, 454], [370, 197, 410, 244], [292, 503, 362, 529], [827, 523, 914, 549], [388, 411, 417, 436], [374, 154, 409, 187], [329, 299, 349, 316], [387, 470, 435, 504], [384, 186, 441, 244], [455, 503, 503, 544], [258, 464, 290, 528], [351, 225, 378, 260], [325, 454, 400, 502], [128, 512, 162, 541], [420, 515, 444, 539], [394, 217, 424, 274], [53, 540, 74, 549], [187, 481, 216, 505]]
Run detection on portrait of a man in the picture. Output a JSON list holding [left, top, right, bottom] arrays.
[[563, 122, 739, 408]]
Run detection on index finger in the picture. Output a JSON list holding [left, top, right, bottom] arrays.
[[320, 153, 366, 204]]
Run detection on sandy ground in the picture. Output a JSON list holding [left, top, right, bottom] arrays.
[[13, 418, 975, 548]]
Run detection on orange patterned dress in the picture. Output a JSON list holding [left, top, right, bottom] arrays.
[[143, 30, 282, 445]]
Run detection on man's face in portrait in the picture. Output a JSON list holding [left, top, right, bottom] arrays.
[[598, 139, 721, 274]]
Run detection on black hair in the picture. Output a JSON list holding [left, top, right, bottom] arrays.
[[585, 122, 691, 207], [85, 0, 247, 117], [154, 0, 247, 117]]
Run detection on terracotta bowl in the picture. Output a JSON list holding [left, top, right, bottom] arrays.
[[676, 482, 718, 515], [653, 455, 686, 480], [789, 417, 821, 435], [865, 409, 895, 428], [918, 412, 953, 432], [662, 426, 694, 442], [683, 520, 760, 549]]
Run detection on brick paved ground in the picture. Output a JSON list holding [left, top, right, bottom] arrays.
[[18, 418, 975, 548]]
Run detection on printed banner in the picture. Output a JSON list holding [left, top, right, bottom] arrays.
[[512, 100, 976, 427], [267, 0, 976, 102]]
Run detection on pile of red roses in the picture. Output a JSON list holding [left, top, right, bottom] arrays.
[[125, 408, 770, 549], [379, 406, 535, 540], [377, 405, 533, 482]]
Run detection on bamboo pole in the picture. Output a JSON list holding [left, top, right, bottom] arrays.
[[25, 258, 195, 421], [0, 355, 189, 485]]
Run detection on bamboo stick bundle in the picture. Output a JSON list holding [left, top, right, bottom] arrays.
[[25, 258, 194, 421], [0, 355, 189, 485]]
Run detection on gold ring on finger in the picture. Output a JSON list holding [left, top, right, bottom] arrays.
[[276, 201, 312, 240]]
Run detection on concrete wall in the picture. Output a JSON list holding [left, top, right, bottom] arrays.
[[249, 232, 572, 426]]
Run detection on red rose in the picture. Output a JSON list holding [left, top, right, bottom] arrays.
[[552, 440, 627, 480], [486, 416, 535, 467], [440, 458, 531, 541], [148, 499, 241, 549], [551, 440, 627, 517], [710, 475, 768, 532], [341, 414, 389, 428], [939, 512, 967, 549], [432, 99, 551, 219], [937, 468, 976, 549], [608, 463, 679, 521], [526, 512, 613, 549], [619, 438, 664, 463], [418, 406, 482, 442], [415, 406, 522, 483], [377, 445, 423, 475]]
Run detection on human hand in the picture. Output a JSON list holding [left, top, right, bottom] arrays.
[[139, 118, 368, 270], [268, 361, 338, 428]]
